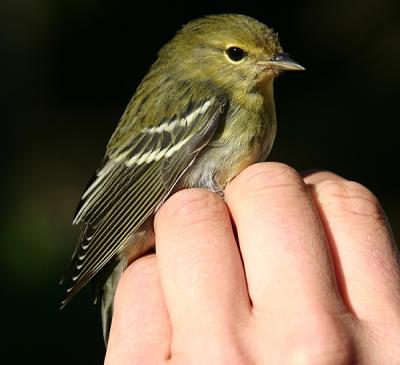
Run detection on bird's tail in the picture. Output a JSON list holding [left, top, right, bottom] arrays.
[[100, 260, 126, 345]]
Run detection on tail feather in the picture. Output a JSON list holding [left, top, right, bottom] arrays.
[[101, 260, 126, 345]]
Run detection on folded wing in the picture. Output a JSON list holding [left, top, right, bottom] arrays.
[[61, 95, 227, 306]]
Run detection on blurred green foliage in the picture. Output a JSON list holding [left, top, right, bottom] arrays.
[[1, 0, 399, 363]]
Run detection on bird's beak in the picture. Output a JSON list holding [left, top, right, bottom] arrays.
[[259, 53, 305, 71]]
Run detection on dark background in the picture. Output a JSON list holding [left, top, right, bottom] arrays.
[[1, 0, 399, 363]]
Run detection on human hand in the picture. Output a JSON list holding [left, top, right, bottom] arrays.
[[104, 163, 400, 364]]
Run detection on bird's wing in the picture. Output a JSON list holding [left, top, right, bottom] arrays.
[[61, 95, 227, 306]]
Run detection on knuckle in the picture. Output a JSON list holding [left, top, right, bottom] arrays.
[[116, 255, 157, 298], [234, 162, 303, 194], [286, 344, 355, 365], [285, 315, 356, 365], [125, 255, 158, 279], [315, 179, 384, 221], [157, 188, 226, 226], [178, 335, 253, 365]]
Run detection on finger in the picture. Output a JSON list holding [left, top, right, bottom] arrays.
[[154, 189, 250, 353], [303, 170, 343, 184], [105, 255, 170, 365], [305, 173, 400, 322], [225, 163, 345, 317]]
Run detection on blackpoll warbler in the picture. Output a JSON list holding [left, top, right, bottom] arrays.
[[61, 13, 304, 341]]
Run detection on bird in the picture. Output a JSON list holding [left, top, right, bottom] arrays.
[[60, 13, 304, 342]]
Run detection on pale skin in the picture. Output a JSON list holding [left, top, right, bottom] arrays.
[[104, 162, 400, 364]]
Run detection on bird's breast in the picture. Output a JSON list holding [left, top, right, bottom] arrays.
[[182, 98, 277, 192]]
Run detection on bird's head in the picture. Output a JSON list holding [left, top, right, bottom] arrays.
[[157, 14, 304, 106]]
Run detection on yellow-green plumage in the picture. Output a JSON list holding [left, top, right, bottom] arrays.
[[61, 13, 304, 343]]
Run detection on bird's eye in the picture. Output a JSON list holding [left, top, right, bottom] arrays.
[[225, 47, 246, 62]]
